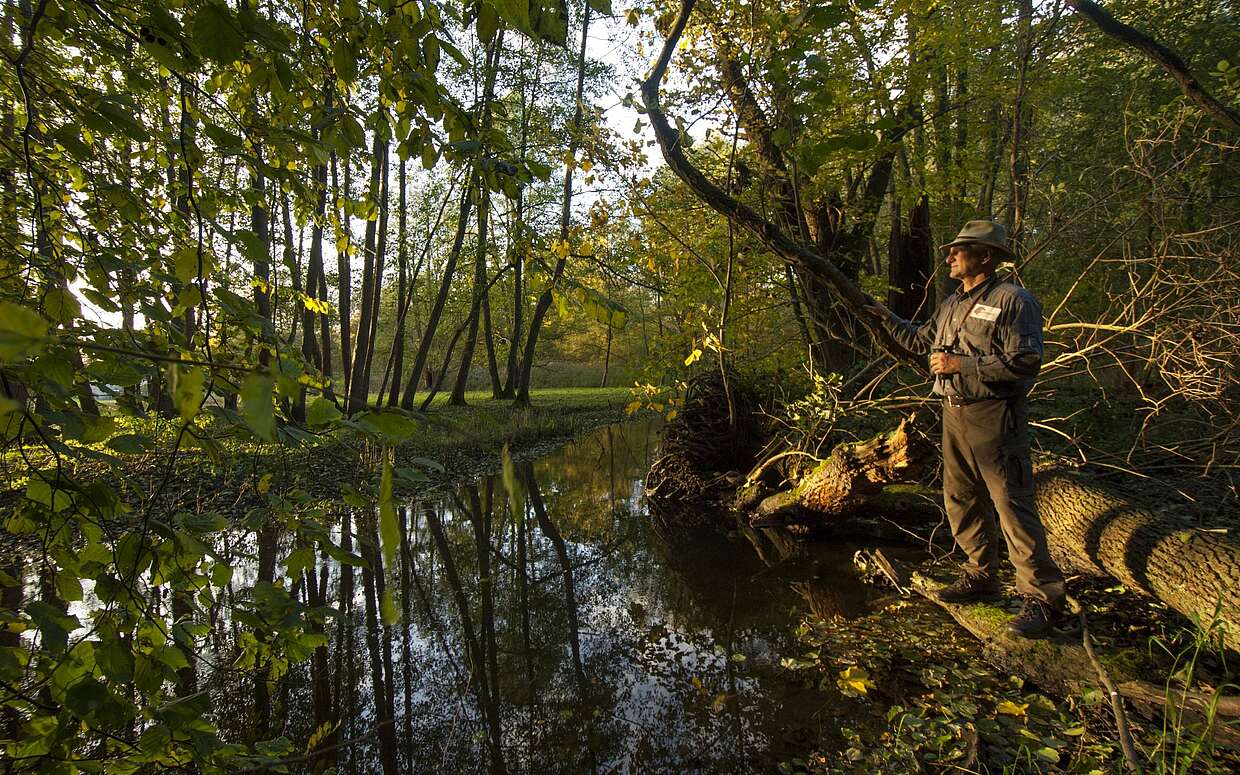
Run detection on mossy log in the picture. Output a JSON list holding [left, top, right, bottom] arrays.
[[908, 569, 1240, 747], [750, 417, 935, 523]]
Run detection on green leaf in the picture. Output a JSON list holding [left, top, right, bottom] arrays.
[[93, 95, 149, 141], [378, 453, 398, 567], [211, 562, 234, 587], [332, 39, 358, 83], [190, 2, 245, 65], [284, 546, 315, 581], [26, 601, 80, 652], [306, 396, 342, 427], [587, 0, 612, 14], [107, 434, 154, 455], [43, 285, 81, 325], [65, 677, 111, 719], [477, 3, 499, 43], [0, 302, 49, 360], [138, 723, 171, 756], [76, 414, 117, 444], [356, 410, 417, 441], [530, 0, 567, 46], [55, 573, 83, 603], [96, 639, 134, 683], [241, 373, 275, 441], [174, 365, 205, 422], [491, 0, 534, 39], [319, 539, 366, 568], [380, 588, 399, 625], [27, 478, 72, 513]]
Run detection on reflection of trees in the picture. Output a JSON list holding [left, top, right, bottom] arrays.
[[197, 419, 864, 772], [358, 508, 399, 774], [426, 502, 507, 775]]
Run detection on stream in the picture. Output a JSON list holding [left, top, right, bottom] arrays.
[[205, 419, 899, 773]]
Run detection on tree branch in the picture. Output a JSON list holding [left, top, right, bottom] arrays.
[[640, 0, 923, 369], [1067, 0, 1240, 132]]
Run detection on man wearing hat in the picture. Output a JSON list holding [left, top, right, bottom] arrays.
[[864, 219, 1066, 637]]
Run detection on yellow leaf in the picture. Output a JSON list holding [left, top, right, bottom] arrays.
[[581, 159, 594, 173], [666, 409, 677, 422], [684, 348, 702, 366], [836, 666, 874, 698], [996, 700, 1028, 717], [257, 473, 273, 494], [624, 400, 641, 416]]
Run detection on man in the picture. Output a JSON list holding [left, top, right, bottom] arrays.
[[864, 219, 1066, 637]]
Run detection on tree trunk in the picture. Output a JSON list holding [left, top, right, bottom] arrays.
[[1033, 465, 1240, 640], [362, 144, 390, 404], [247, 156, 271, 375], [348, 137, 388, 414], [334, 155, 353, 401], [641, 0, 922, 370], [400, 176, 474, 410], [449, 182, 488, 406], [887, 195, 934, 320], [387, 159, 408, 407], [515, 6, 592, 406]]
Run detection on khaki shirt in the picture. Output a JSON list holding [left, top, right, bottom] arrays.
[[883, 275, 1043, 399]]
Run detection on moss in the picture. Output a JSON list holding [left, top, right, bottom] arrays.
[[1098, 647, 1150, 678], [966, 602, 1014, 629], [881, 483, 939, 497]]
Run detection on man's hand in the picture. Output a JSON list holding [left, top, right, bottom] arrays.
[[930, 352, 963, 375], [862, 298, 892, 321]]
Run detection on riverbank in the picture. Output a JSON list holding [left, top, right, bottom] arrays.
[[7, 387, 636, 526]]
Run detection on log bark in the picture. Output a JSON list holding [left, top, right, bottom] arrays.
[[756, 446, 1240, 640], [1033, 464, 1240, 639]]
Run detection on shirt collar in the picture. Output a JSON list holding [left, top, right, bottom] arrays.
[[953, 273, 999, 300]]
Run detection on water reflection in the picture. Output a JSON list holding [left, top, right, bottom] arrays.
[[217, 419, 883, 773]]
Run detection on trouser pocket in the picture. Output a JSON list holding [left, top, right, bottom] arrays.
[[999, 443, 1032, 492]]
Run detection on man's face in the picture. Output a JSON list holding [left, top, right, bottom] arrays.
[[946, 244, 991, 280]]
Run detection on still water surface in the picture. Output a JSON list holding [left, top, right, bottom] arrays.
[[222, 419, 883, 773]]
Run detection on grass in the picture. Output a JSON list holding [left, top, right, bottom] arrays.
[[4, 387, 638, 513]]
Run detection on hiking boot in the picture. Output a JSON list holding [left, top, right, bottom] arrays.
[[934, 571, 1001, 603], [1006, 597, 1060, 638]]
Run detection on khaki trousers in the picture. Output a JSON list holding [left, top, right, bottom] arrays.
[[942, 397, 1066, 604]]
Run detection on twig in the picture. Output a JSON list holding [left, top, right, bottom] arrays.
[[1077, 601, 1144, 773]]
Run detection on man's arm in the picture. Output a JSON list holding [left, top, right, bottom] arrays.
[[960, 290, 1043, 382], [864, 299, 937, 355]]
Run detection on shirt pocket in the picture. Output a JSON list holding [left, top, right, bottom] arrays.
[[959, 317, 996, 355]]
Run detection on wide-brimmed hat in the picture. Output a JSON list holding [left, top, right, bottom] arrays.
[[939, 220, 1014, 257]]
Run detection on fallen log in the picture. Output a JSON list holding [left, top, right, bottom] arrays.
[[902, 566, 1240, 748], [749, 417, 935, 523], [749, 424, 1240, 639], [1033, 464, 1240, 640]]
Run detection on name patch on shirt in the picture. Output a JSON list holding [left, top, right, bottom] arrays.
[[969, 303, 1001, 323]]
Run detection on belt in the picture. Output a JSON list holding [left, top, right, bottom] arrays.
[[943, 395, 990, 407]]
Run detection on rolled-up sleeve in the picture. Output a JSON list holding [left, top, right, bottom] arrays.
[[966, 290, 1043, 382], [884, 306, 941, 356]]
